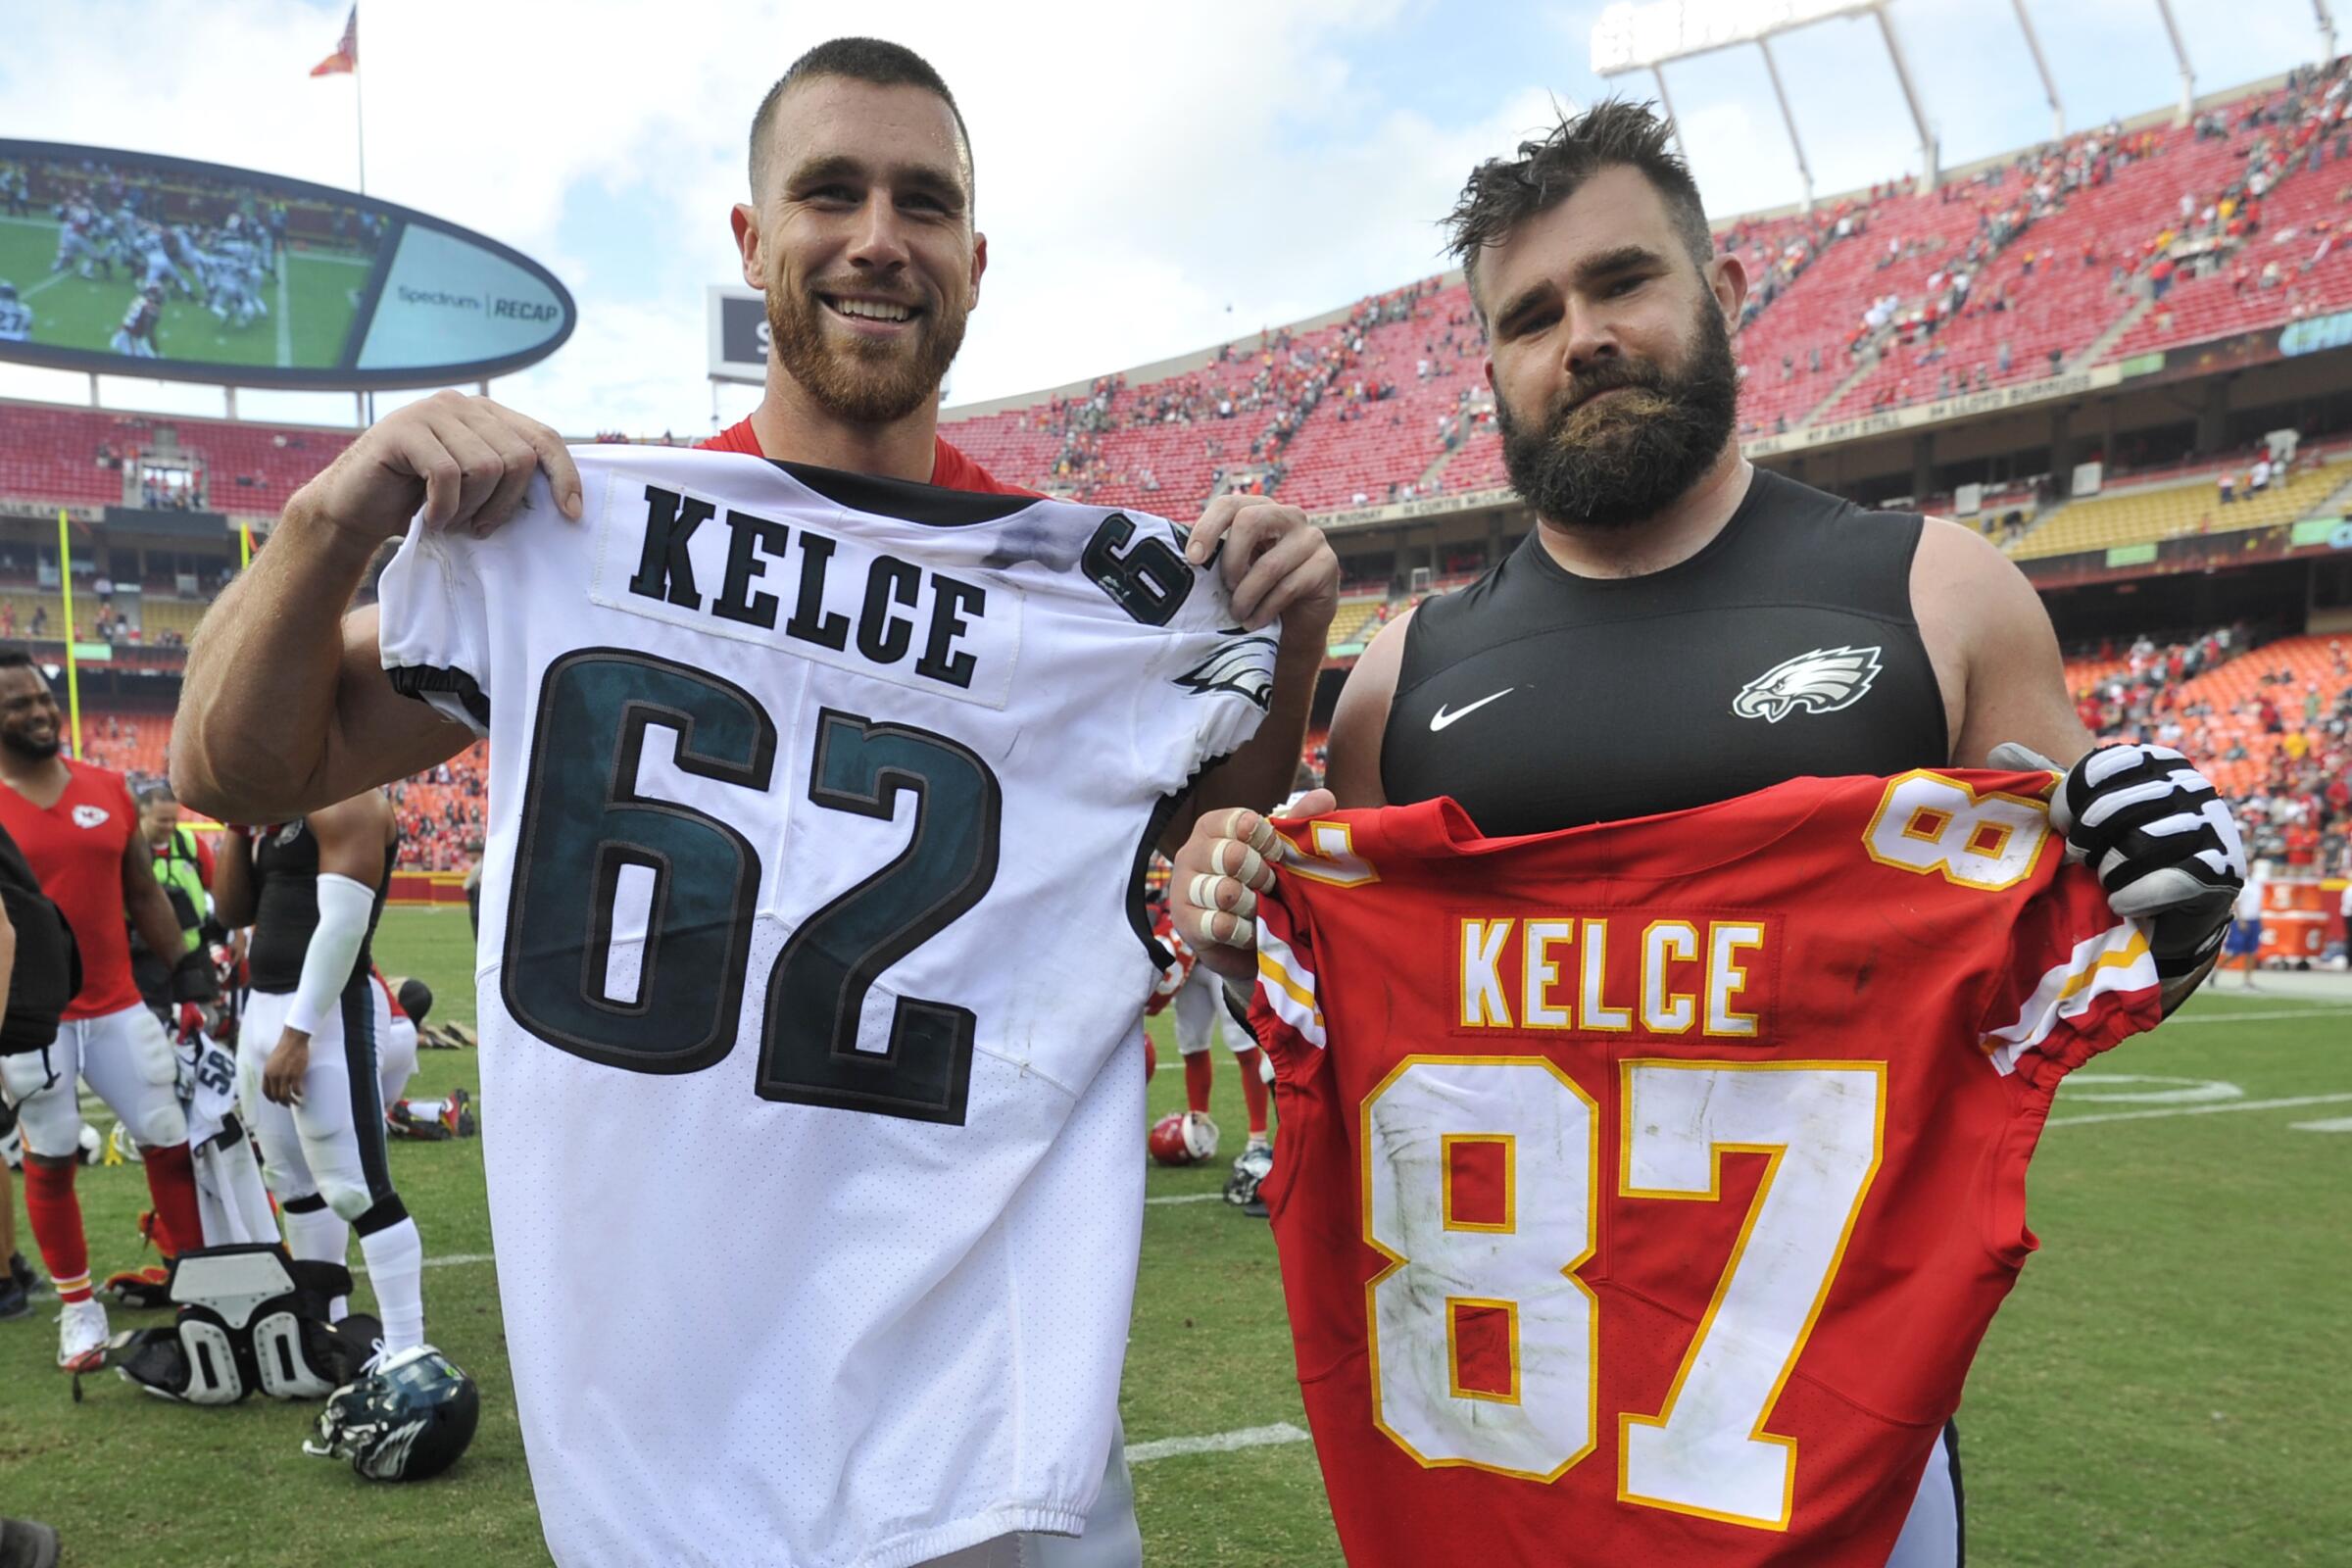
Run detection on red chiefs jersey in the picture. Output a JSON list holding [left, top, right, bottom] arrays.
[[1248, 770, 2162, 1568], [0, 760, 144, 1018], [372, 965, 406, 1020], [698, 417, 1036, 496], [1143, 906, 1199, 1017]]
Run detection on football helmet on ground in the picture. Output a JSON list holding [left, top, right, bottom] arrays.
[[305, 1345, 480, 1482], [1149, 1110, 1219, 1166]]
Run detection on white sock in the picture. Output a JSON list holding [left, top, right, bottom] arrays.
[[358, 1216, 425, 1353], [281, 1201, 352, 1323]]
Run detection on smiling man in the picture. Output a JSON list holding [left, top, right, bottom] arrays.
[[174, 34, 1331, 1568]]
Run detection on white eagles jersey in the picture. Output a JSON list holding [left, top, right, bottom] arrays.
[[377, 447, 1273, 1568]]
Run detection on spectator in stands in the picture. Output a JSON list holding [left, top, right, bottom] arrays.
[[2220, 469, 2235, 505], [2250, 454, 2273, 494], [25, 607, 41, 638]]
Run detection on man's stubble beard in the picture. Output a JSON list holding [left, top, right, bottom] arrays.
[[1495, 297, 1740, 532], [767, 266, 970, 427], [0, 731, 59, 763]]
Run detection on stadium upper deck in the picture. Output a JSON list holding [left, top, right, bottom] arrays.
[[4, 66, 2351, 568]]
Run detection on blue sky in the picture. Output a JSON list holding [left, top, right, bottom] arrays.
[[0, 0, 2332, 437]]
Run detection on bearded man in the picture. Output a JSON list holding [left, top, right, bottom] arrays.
[[1170, 100, 2242, 1568]]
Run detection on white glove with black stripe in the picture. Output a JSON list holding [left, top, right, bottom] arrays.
[[1991, 742, 2248, 978]]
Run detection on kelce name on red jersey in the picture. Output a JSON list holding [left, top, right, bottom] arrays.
[[1455, 914, 1769, 1041]]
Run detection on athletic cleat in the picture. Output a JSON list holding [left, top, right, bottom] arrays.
[[57, 1298, 109, 1372], [104, 1264, 173, 1310], [388, 1089, 475, 1141], [9, 1250, 45, 1299], [0, 1274, 28, 1322], [386, 1101, 452, 1142]]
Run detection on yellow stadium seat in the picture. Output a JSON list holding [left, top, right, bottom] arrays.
[[2009, 461, 2347, 560]]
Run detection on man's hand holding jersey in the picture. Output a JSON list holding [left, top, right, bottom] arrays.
[[1172, 792, 1336, 983], [1184, 495, 1340, 636], [1991, 740, 2248, 980], [294, 389, 583, 548], [1158, 498, 1338, 850]]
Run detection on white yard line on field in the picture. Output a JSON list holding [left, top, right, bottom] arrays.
[[1124, 1423, 1310, 1466], [1145, 1192, 1223, 1206], [2046, 1092, 2352, 1128], [2164, 1006, 2352, 1026], [379, 1250, 496, 1273]]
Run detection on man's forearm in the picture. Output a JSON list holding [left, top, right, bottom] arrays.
[[129, 880, 183, 970], [1169, 622, 1326, 843], [174, 493, 379, 818]]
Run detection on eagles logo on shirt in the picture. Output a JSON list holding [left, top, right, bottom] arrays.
[[1732, 645, 1884, 724], [1176, 631, 1278, 710]]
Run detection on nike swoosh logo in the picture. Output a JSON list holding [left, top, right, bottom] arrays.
[[1429, 688, 1515, 731]]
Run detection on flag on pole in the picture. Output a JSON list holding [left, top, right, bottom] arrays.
[[310, 5, 358, 76]]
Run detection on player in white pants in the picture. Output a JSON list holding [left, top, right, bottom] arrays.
[[214, 792, 425, 1355], [370, 969, 418, 1108], [0, 1005, 187, 1169]]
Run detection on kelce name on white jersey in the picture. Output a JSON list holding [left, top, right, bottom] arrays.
[[596, 480, 1018, 709]]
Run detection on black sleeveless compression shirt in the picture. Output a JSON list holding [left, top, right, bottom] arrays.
[[1381, 466, 1948, 836], [247, 817, 397, 995]]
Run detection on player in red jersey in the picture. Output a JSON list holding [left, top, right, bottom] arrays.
[[1173, 102, 2242, 1564], [0, 653, 212, 1370], [1245, 772, 2163, 1565]]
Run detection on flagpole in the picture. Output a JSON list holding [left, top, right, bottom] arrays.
[[354, 45, 367, 195]]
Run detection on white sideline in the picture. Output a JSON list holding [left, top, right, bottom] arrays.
[[2047, 1092, 2352, 1128], [2164, 1006, 2352, 1025], [1124, 1423, 1309, 1466]]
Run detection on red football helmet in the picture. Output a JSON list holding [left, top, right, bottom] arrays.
[[1149, 1110, 1220, 1166]]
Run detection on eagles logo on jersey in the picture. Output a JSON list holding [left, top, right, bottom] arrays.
[[1175, 631, 1279, 709], [1731, 644, 1884, 723]]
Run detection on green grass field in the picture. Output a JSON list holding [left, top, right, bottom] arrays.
[[0, 215, 368, 371], [4, 906, 2348, 1566]]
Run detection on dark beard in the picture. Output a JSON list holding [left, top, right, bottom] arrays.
[[0, 730, 60, 761], [768, 282, 967, 427], [1495, 301, 1740, 531]]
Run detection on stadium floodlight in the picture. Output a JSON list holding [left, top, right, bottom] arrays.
[[1591, 0, 1938, 195], [2011, 0, 2065, 141], [1589, 0, 1880, 75], [2152, 0, 2196, 124]]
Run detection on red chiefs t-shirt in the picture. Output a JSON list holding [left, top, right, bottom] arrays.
[[1249, 770, 2162, 1568], [698, 417, 1035, 496], [0, 760, 144, 1018]]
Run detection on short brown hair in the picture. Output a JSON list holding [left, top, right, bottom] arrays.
[[748, 37, 974, 203], [1445, 100, 1714, 325]]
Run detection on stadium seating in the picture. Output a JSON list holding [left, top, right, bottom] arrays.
[[2006, 453, 2346, 558], [1823, 120, 2259, 419], [2150, 633, 2351, 799], [67, 710, 171, 777], [0, 398, 354, 517], [1324, 595, 1387, 652]]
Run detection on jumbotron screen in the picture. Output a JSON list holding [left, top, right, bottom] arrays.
[[0, 138, 574, 390]]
